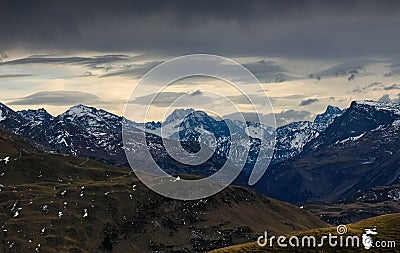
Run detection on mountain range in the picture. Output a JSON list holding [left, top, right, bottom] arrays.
[[0, 100, 399, 206], [0, 101, 342, 170]]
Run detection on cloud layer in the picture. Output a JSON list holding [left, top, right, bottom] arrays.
[[9, 91, 104, 106], [299, 98, 318, 106], [2, 0, 400, 59]]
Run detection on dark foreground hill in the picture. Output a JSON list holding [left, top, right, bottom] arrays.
[[211, 213, 400, 253], [0, 129, 326, 253]]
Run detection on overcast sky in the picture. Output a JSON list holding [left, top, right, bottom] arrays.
[[1, 0, 400, 125]]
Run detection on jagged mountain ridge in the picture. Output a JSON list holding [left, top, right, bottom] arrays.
[[0, 102, 342, 175], [134, 105, 343, 166], [255, 100, 400, 203], [303, 100, 400, 152]]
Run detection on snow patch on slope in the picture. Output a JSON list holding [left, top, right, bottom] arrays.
[[337, 132, 365, 144], [0, 110, 6, 121]]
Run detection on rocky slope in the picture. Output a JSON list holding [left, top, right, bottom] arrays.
[[255, 101, 400, 204]]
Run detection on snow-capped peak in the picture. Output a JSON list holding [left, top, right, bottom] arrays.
[[61, 104, 97, 119], [60, 104, 120, 124], [314, 105, 344, 125], [164, 108, 195, 125]]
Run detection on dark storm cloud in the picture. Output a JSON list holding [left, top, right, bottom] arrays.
[[0, 74, 35, 79], [244, 60, 285, 73], [0, 55, 129, 69], [273, 94, 305, 100], [9, 91, 104, 106], [189, 90, 203, 96], [243, 60, 298, 82], [2, 0, 400, 58], [299, 98, 318, 106], [0, 54, 163, 78], [130, 92, 187, 107], [228, 94, 307, 105], [353, 82, 400, 93], [383, 83, 400, 90], [99, 61, 163, 78], [130, 91, 210, 107], [315, 59, 375, 79], [353, 81, 383, 93]]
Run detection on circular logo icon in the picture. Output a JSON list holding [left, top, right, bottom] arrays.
[[336, 225, 348, 235], [122, 54, 276, 200]]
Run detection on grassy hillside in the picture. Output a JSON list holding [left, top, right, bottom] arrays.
[[0, 129, 36, 156], [211, 213, 399, 253], [0, 129, 326, 252]]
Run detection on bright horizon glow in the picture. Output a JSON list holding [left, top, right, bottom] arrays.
[[1, 52, 399, 125]]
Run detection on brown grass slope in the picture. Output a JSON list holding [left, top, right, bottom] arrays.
[[0, 129, 326, 252], [211, 213, 400, 253]]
